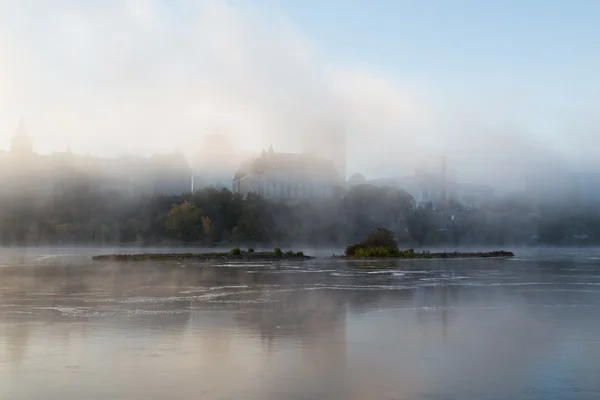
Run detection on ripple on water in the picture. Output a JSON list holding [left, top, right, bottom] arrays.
[[245, 269, 336, 274], [329, 272, 354, 277]]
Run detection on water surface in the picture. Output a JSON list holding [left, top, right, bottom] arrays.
[[1, 249, 599, 399]]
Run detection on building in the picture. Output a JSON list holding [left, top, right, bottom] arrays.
[[190, 133, 258, 191], [457, 183, 495, 209], [0, 119, 192, 197], [348, 166, 494, 210], [233, 147, 342, 200], [10, 118, 34, 156]]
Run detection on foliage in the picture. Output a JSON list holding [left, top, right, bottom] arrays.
[[93, 248, 312, 261], [165, 201, 202, 241], [201, 216, 212, 237], [361, 228, 398, 248], [273, 247, 282, 256], [344, 228, 439, 258], [0, 182, 591, 247], [352, 246, 400, 258], [406, 206, 435, 246], [346, 244, 436, 258], [247, 247, 254, 253], [345, 228, 400, 257]]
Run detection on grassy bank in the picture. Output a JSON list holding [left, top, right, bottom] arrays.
[[93, 248, 310, 261]]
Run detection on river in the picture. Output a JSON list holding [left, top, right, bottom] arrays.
[[1, 248, 599, 399]]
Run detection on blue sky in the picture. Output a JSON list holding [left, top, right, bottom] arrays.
[[272, 0, 600, 89]]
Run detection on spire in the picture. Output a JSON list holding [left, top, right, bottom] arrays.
[[268, 144, 274, 154], [11, 116, 33, 155], [16, 117, 26, 136]]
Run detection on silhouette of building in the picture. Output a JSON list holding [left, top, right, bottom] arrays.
[[0, 119, 192, 197], [233, 147, 342, 200], [348, 159, 494, 210], [10, 118, 34, 156]]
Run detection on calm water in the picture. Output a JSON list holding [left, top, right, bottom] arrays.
[[1, 249, 600, 400]]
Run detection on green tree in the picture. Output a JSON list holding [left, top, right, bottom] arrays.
[[165, 201, 202, 241]]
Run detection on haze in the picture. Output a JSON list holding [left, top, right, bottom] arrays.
[[1, 0, 600, 191]]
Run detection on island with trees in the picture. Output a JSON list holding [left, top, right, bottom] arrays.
[[93, 228, 514, 262], [342, 228, 514, 259], [93, 247, 309, 261]]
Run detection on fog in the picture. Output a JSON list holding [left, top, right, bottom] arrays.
[[2, 0, 599, 191], [3, 5, 600, 399]]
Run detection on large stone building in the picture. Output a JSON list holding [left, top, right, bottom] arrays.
[[233, 147, 342, 201], [0, 119, 192, 197]]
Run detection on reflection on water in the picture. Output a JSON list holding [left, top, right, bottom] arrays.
[[1, 249, 600, 399]]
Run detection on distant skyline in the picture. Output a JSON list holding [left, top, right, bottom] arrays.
[[1, 0, 599, 187]]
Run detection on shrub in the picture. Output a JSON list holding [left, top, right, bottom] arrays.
[[400, 248, 415, 258], [361, 228, 398, 249], [345, 243, 365, 256], [345, 228, 401, 257], [247, 248, 254, 253], [230, 247, 242, 255], [295, 251, 304, 257], [286, 250, 294, 256], [351, 246, 400, 258], [273, 247, 282, 256]]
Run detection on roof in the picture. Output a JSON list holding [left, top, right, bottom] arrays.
[[235, 151, 339, 180]]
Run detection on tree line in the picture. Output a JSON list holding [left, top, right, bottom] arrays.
[[0, 182, 597, 247]]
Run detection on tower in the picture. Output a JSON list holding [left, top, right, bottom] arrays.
[[11, 117, 34, 155], [441, 155, 447, 202]]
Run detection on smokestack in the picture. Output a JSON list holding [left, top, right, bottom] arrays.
[[441, 156, 447, 202]]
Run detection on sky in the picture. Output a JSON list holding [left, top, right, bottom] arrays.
[[1, 0, 599, 188]]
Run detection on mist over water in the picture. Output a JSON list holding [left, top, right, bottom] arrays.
[[1, 249, 600, 399], [2, 1, 600, 398]]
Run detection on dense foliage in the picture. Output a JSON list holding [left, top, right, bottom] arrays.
[[345, 228, 430, 258], [0, 184, 414, 246], [0, 182, 596, 246]]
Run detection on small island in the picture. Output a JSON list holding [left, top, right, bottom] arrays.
[[92, 247, 311, 262], [340, 228, 514, 260]]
